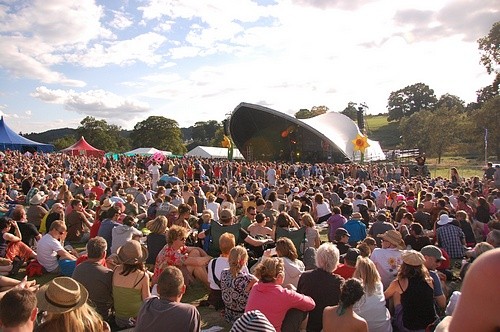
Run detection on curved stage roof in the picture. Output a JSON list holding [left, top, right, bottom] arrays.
[[229, 102, 385, 163]]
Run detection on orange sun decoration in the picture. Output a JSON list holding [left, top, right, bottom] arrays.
[[352, 133, 370, 154]]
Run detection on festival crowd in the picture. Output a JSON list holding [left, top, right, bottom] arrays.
[[0, 150, 499, 332]]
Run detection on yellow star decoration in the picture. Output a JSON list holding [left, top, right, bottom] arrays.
[[221, 135, 232, 148], [352, 133, 370, 154]]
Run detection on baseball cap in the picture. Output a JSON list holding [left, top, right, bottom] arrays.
[[342, 248, 360, 263], [335, 228, 351, 237], [421, 245, 446, 261], [219, 209, 234, 221]]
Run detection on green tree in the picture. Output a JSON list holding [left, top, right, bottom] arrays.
[[435, 94, 465, 112], [400, 108, 461, 162], [311, 105, 329, 116], [211, 127, 226, 147], [295, 106, 328, 119], [387, 83, 438, 121], [478, 21, 500, 75], [295, 108, 313, 119], [471, 96, 500, 159], [130, 116, 186, 155], [191, 120, 221, 146], [76, 116, 128, 152], [341, 102, 357, 120], [53, 136, 76, 151]]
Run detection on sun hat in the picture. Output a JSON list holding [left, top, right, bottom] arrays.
[[117, 240, 148, 265], [306, 188, 315, 195], [293, 187, 300, 193], [230, 309, 276, 332], [37, 277, 88, 313], [437, 214, 453, 226], [342, 198, 352, 205], [100, 198, 114, 211], [377, 230, 406, 250], [402, 250, 426, 266], [291, 200, 301, 208], [421, 245, 446, 261], [219, 209, 234, 221], [29, 192, 46, 205]]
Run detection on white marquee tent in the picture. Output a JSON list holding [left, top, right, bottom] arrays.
[[186, 146, 244, 159], [124, 147, 172, 156]]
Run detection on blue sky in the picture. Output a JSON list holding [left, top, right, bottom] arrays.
[[0, 0, 497, 134]]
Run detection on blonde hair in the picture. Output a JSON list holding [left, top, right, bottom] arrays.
[[301, 213, 315, 228], [37, 303, 106, 332], [147, 215, 168, 234], [353, 257, 381, 296], [228, 246, 248, 277], [254, 257, 284, 283]]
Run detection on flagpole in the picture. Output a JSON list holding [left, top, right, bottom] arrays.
[[484, 128, 488, 165]]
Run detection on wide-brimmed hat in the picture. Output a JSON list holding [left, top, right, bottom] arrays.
[[402, 250, 425, 266], [437, 214, 453, 226], [342, 198, 352, 205], [306, 188, 315, 195], [100, 198, 114, 211], [37, 277, 88, 314], [378, 230, 406, 249], [291, 200, 301, 208], [29, 192, 46, 205], [117, 240, 148, 265]]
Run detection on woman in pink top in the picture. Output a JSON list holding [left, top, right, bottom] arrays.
[[245, 257, 315, 332]]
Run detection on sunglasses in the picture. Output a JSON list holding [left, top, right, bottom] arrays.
[[57, 229, 66, 235], [178, 237, 186, 241]]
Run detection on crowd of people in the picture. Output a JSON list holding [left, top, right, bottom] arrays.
[[0, 149, 499, 331]]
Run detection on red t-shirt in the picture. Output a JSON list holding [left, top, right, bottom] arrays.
[[334, 264, 356, 279]]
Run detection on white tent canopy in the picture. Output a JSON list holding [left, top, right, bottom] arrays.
[[124, 147, 172, 156], [186, 146, 244, 159]]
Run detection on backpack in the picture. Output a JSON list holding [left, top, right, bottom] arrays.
[[26, 260, 43, 277]]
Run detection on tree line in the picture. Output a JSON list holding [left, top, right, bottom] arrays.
[[28, 22, 499, 161]]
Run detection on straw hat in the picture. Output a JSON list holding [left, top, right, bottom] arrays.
[[29, 192, 46, 205], [100, 198, 114, 211], [37, 277, 88, 313], [117, 240, 148, 265], [402, 250, 426, 266], [291, 200, 301, 209], [377, 230, 406, 250]]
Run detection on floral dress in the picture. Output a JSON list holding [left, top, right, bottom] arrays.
[[153, 245, 188, 283], [220, 269, 254, 324]]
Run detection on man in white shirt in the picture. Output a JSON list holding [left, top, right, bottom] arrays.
[[36, 220, 77, 274], [370, 230, 405, 289]]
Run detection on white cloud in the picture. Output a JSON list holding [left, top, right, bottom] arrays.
[[109, 10, 133, 30], [65, 32, 167, 67], [31, 86, 151, 124]]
